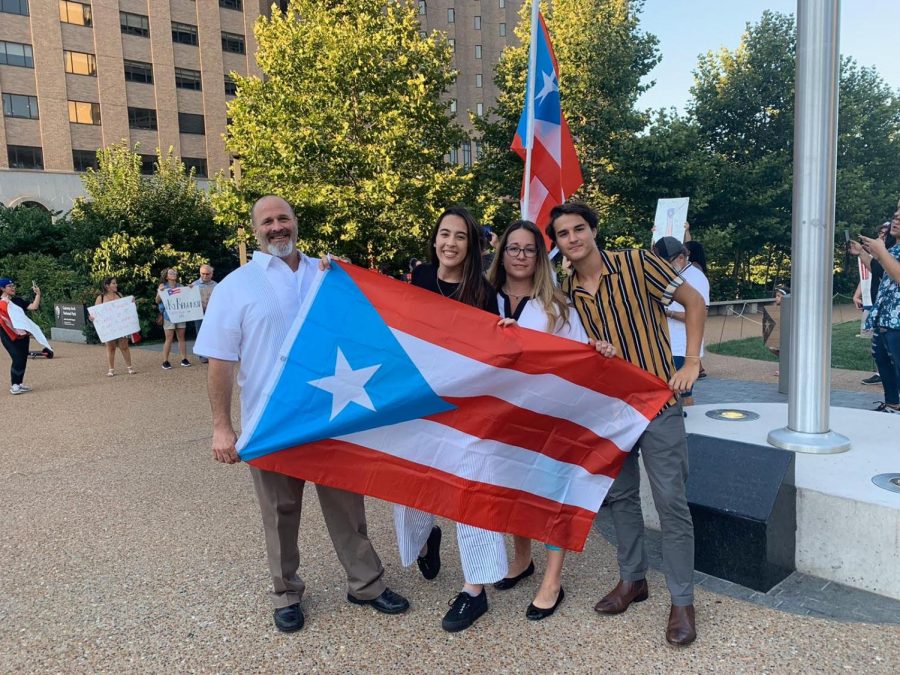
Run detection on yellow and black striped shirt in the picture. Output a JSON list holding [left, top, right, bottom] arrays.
[[562, 249, 683, 396]]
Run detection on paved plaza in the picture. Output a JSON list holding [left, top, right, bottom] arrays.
[[1, 337, 898, 673]]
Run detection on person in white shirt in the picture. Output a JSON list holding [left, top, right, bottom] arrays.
[[652, 237, 711, 407], [194, 195, 409, 633], [486, 220, 616, 621]]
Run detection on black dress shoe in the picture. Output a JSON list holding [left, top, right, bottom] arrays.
[[417, 526, 442, 580], [273, 603, 304, 632], [441, 589, 488, 632], [347, 588, 410, 615], [493, 560, 535, 590], [525, 587, 565, 621]]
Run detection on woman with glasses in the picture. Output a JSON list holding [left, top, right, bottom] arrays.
[[155, 268, 191, 370], [394, 206, 508, 634], [486, 220, 615, 621]]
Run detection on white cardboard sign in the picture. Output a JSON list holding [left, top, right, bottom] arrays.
[[88, 296, 140, 342], [652, 198, 690, 243], [159, 285, 204, 323]]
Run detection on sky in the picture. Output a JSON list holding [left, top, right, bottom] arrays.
[[635, 0, 900, 113]]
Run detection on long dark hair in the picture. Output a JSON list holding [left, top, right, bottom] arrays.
[[428, 206, 488, 308], [684, 241, 707, 274]]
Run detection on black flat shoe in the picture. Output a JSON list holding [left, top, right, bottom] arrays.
[[347, 588, 410, 615], [273, 603, 305, 632], [525, 587, 565, 621], [493, 560, 535, 590], [417, 526, 442, 580]]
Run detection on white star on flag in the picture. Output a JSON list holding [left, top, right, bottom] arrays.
[[535, 70, 558, 106], [307, 348, 381, 421]]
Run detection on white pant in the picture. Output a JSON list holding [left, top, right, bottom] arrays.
[[394, 505, 508, 584]]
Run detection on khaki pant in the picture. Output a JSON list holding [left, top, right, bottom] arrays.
[[251, 467, 386, 608]]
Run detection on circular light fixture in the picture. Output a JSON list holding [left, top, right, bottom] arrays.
[[704, 408, 761, 422], [872, 473, 900, 494]]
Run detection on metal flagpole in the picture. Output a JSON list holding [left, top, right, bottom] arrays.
[[521, 0, 540, 221], [768, 0, 849, 454]]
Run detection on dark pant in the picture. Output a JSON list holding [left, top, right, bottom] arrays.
[[1, 331, 29, 386], [874, 328, 900, 405]]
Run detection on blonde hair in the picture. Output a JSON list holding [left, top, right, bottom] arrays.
[[487, 220, 570, 333]]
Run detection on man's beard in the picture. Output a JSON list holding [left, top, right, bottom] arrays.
[[267, 240, 296, 258]]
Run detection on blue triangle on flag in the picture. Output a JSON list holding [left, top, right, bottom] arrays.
[[240, 264, 454, 461]]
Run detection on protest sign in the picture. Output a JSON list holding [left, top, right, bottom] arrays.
[[159, 286, 203, 323], [88, 296, 140, 342], [652, 198, 690, 243]]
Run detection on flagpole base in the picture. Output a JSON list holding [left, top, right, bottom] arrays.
[[767, 427, 850, 454]]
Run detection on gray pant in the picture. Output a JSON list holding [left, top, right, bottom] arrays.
[[605, 403, 694, 605], [250, 467, 386, 608]]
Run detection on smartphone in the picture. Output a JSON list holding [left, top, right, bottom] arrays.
[[31, 280, 38, 291]]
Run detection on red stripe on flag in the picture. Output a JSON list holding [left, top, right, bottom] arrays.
[[339, 262, 672, 420], [249, 439, 599, 551], [434, 395, 628, 471]]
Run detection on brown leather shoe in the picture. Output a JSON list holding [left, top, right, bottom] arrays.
[[593, 579, 649, 614], [666, 604, 696, 646]]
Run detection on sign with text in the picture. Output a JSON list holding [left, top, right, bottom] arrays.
[[54, 303, 86, 329], [652, 198, 690, 243], [88, 296, 140, 343], [160, 285, 203, 323]]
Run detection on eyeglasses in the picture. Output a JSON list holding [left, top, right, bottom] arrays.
[[504, 245, 538, 258]]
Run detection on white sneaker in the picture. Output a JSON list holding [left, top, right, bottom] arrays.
[[17, 384, 32, 392], [10, 384, 26, 395]]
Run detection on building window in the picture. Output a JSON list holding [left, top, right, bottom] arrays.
[[124, 60, 153, 84], [2, 93, 39, 119], [128, 106, 157, 130], [0, 40, 34, 68], [476, 102, 483, 117], [418, 1, 425, 15], [221, 32, 245, 54], [68, 100, 101, 125], [462, 142, 472, 168], [474, 16, 481, 30], [449, 98, 457, 113], [59, 1, 91, 25], [475, 141, 482, 160], [475, 73, 483, 88], [120, 11, 150, 38], [172, 22, 198, 46], [63, 49, 96, 75], [139, 154, 156, 175], [178, 112, 205, 135], [224, 75, 237, 96], [219, 0, 242, 9], [175, 67, 202, 91], [7, 145, 43, 170], [183, 157, 208, 178], [499, 23, 506, 37], [419, 30, 427, 39], [475, 45, 482, 59], [447, 8, 454, 23], [72, 149, 98, 172], [448, 38, 455, 53], [0, 0, 28, 16], [448, 146, 458, 165], [499, 0, 505, 8]]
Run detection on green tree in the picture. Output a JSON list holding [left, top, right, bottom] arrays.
[[0, 204, 72, 260], [473, 0, 659, 237], [213, 0, 470, 264]]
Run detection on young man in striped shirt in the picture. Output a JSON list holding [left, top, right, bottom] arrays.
[[547, 202, 707, 646]]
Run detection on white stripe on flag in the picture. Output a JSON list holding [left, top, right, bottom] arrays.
[[393, 330, 647, 453], [337, 418, 612, 511]]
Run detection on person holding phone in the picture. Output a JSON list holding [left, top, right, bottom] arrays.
[[0, 277, 41, 395]]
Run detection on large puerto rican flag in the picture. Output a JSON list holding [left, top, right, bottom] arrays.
[[511, 9, 583, 240], [238, 262, 672, 551]]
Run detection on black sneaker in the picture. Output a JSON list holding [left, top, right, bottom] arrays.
[[180, 359, 192, 367], [442, 589, 488, 632], [161, 361, 172, 370], [861, 374, 882, 385], [873, 402, 899, 414], [416, 526, 442, 580]]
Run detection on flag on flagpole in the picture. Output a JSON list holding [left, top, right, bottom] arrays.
[[237, 262, 672, 552], [511, 7, 583, 241]]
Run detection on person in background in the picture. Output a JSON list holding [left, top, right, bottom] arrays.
[[91, 277, 136, 377], [0, 277, 41, 395], [683, 223, 709, 378], [191, 264, 217, 364], [155, 268, 191, 370], [652, 237, 710, 407], [481, 226, 499, 270], [486, 220, 615, 621], [850, 222, 893, 386]]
